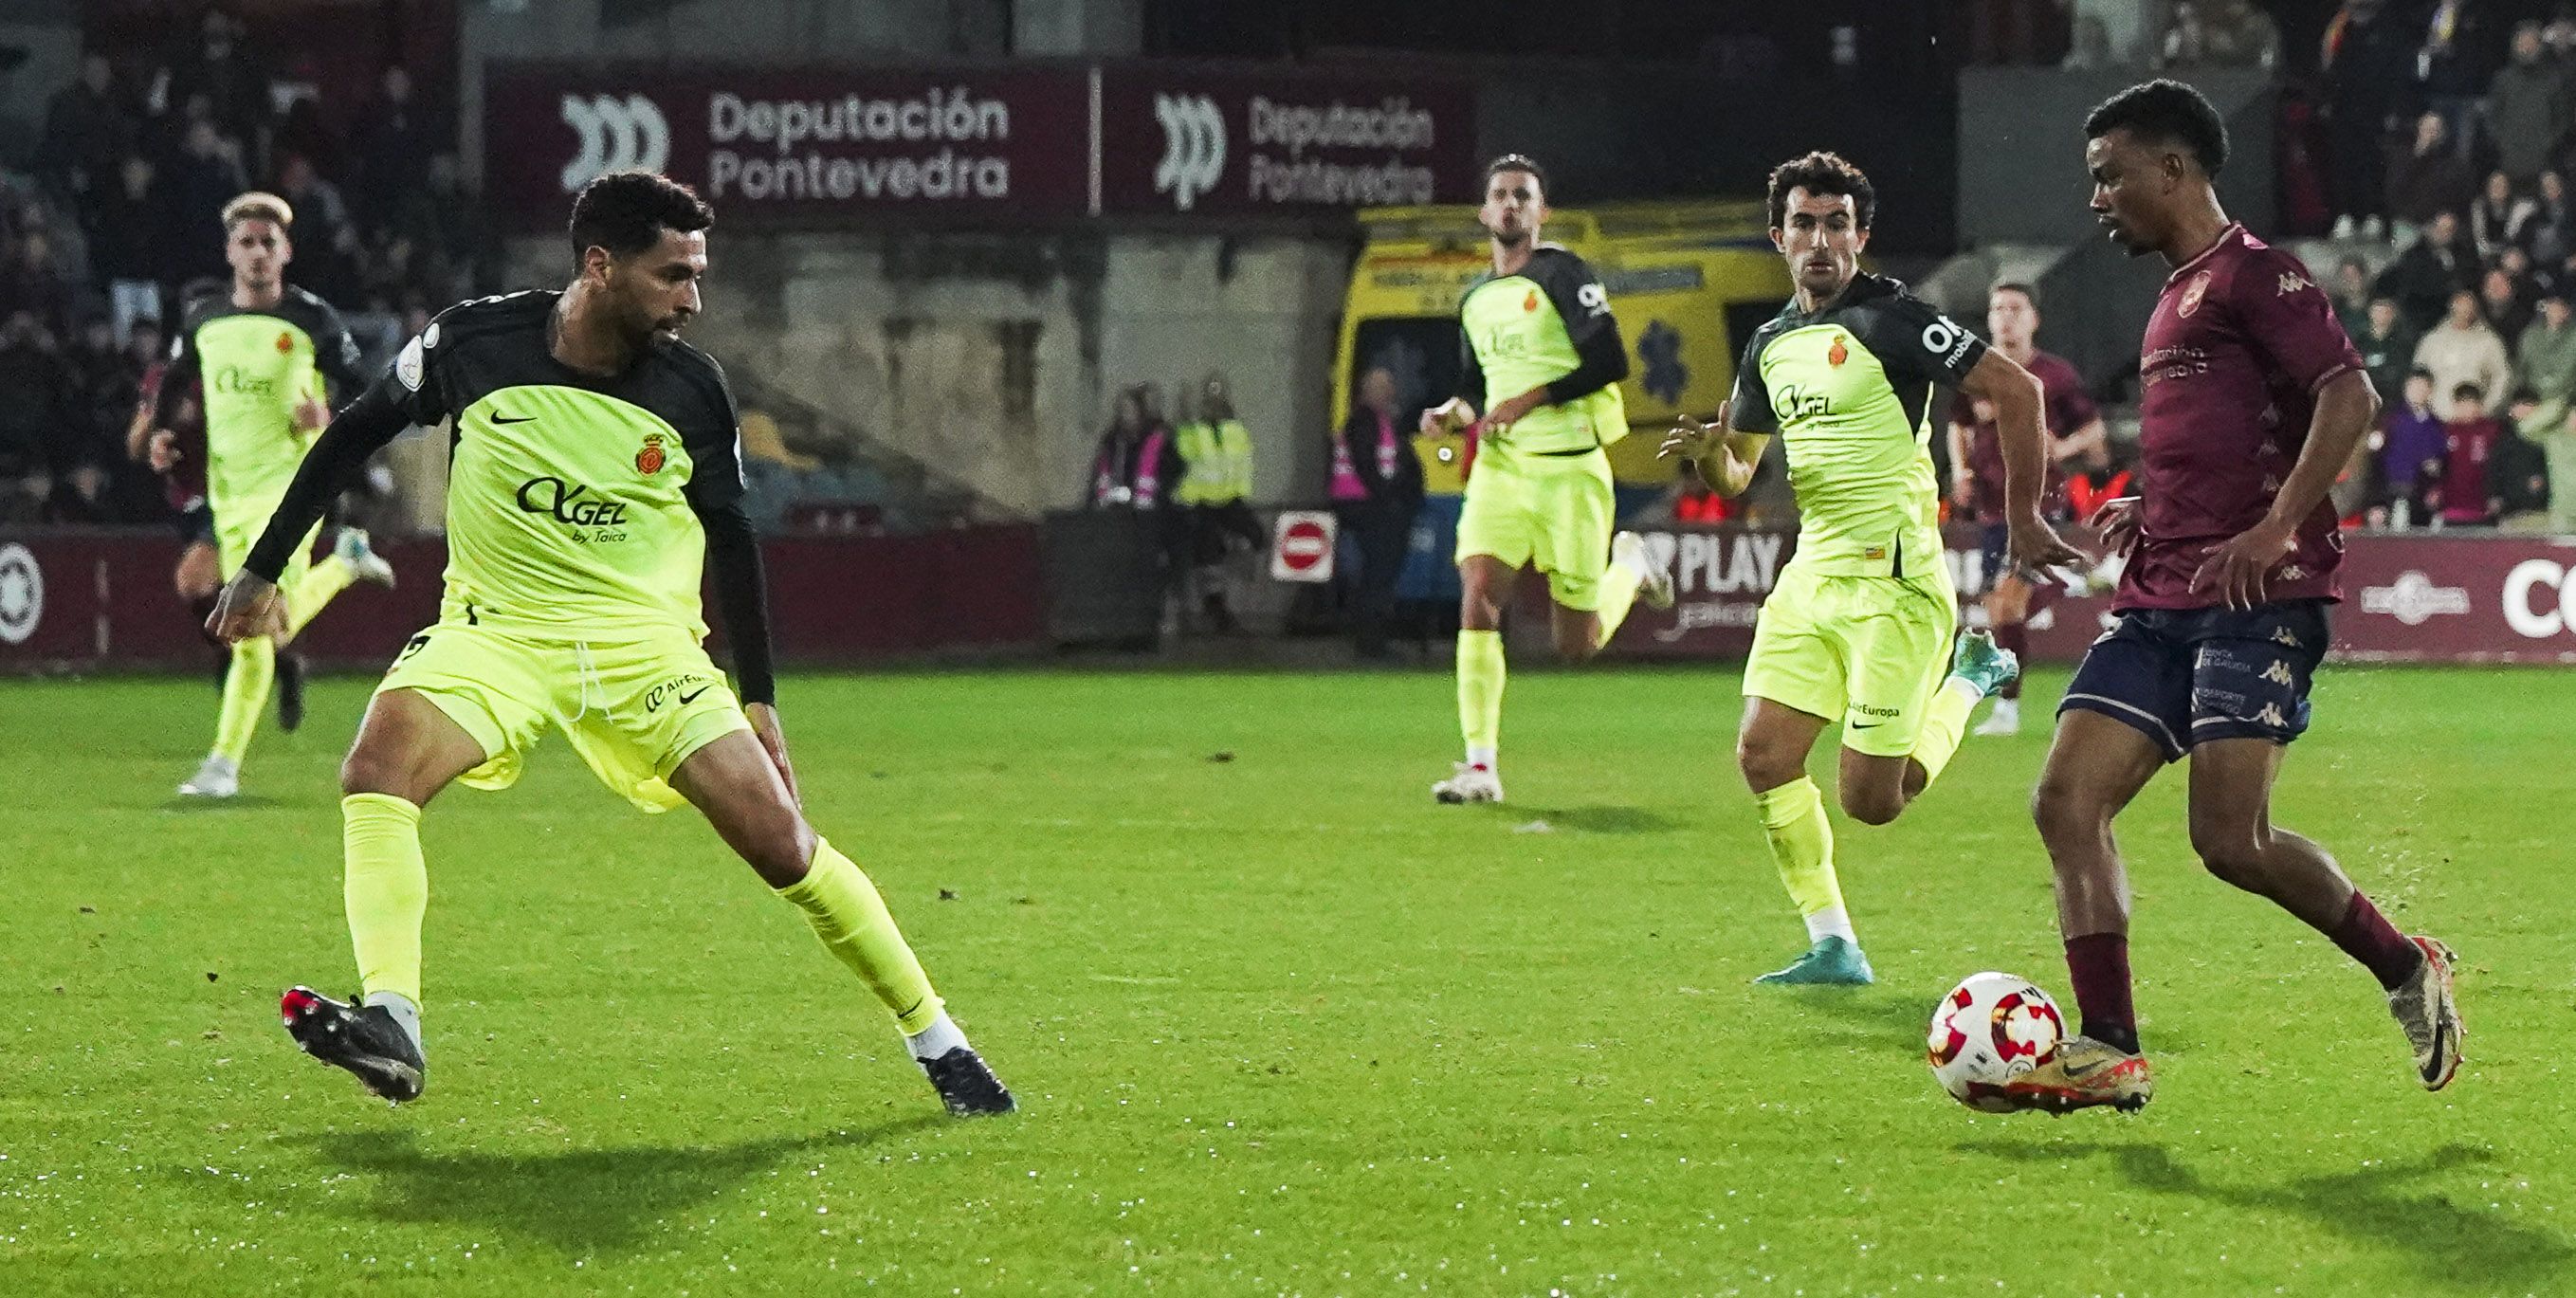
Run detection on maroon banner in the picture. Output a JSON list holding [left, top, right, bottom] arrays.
[[1097, 66, 1475, 216], [483, 64, 1092, 230], [0, 529, 1045, 672], [1560, 526, 2576, 665]]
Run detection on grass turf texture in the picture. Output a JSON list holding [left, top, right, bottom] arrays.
[[3, 666, 2569, 1296]]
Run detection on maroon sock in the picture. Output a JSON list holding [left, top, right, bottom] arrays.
[[2329, 891, 2424, 991], [2064, 932, 2139, 1053], [1993, 622, 2029, 701]]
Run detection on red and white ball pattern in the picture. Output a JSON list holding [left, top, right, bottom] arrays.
[[1927, 971, 2067, 1112]]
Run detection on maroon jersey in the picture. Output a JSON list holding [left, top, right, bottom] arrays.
[[2120, 225, 2364, 612], [1949, 349, 2100, 523], [2436, 417, 2500, 524], [136, 360, 208, 510]]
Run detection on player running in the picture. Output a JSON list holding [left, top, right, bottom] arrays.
[[206, 172, 1013, 1116], [1945, 282, 2107, 737], [166, 192, 393, 798], [1662, 153, 2082, 985], [1421, 154, 1673, 805], [2004, 82, 2459, 1113]]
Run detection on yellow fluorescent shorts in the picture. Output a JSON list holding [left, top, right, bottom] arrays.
[[1743, 563, 1958, 758], [1454, 448, 1616, 610], [376, 619, 752, 813], [214, 509, 322, 609]]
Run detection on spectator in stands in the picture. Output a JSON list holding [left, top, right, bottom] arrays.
[[2501, 245, 2558, 303], [2492, 393, 2553, 527], [2161, 0, 2277, 69], [350, 65, 434, 240], [2433, 380, 2504, 525], [2416, 287, 2514, 414], [34, 53, 136, 211], [2471, 170, 2536, 257], [2378, 210, 2477, 328], [2388, 113, 2479, 229], [2514, 291, 2576, 532], [2324, 0, 2419, 240], [0, 229, 78, 338], [270, 153, 359, 304], [2482, 265, 2536, 346], [91, 153, 173, 345], [1335, 367, 1424, 659], [163, 9, 272, 170], [0, 309, 72, 521], [2358, 295, 2421, 403], [2490, 21, 2572, 186], [2414, 0, 2494, 157], [2529, 170, 2575, 264], [2379, 367, 2447, 526], [163, 119, 247, 285], [2332, 255, 2376, 338]]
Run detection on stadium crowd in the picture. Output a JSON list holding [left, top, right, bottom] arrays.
[[0, 11, 491, 526]]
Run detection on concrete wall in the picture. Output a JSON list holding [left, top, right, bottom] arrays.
[[507, 228, 1352, 520]]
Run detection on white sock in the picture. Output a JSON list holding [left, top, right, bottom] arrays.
[[1804, 905, 1857, 945], [905, 1012, 968, 1061], [363, 990, 423, 1053], [1465, 745, 1496, 770], [1989, 698, 2020, 723]]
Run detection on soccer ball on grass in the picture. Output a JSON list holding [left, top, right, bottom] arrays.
[[1927, 971, 2066, 1112]]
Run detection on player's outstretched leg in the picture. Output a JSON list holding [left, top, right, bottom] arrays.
[[1907, 630, 2017, 792], [1737, 699, 1870, 984], [1975, 577, 2034, 737], [673, 731, 1013, 1116], [1589, 531, 1673, 649], [2186, 739, 2462, 1091]]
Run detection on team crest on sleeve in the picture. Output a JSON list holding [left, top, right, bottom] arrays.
[[636, 433, 667, 476], [2178, 270, 2214, 317]]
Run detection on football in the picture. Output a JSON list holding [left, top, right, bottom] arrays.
[[1927, 971, 2067, 1112]]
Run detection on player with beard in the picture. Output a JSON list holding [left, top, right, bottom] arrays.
[[1663, 152, 2081, 984], [1419, 154, 1673, 805], [2004, 81, 2460, 1112], [206, 172, 1014, 1116]]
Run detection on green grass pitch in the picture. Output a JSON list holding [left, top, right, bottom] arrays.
[[4, 665, 2570, 1295]]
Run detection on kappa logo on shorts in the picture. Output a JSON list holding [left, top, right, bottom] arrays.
[[2261, 660, 2296, 686], [2272, 626, 2302, 649], [2255, 702, 2289, 727]]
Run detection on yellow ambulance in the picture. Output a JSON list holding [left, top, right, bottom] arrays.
[[1332, 199, 1795, 488]]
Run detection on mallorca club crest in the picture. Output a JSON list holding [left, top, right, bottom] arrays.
[[636, 432, 667, 476], [2177, 270, 2214, 319], [275, 332, 295, 354], [1827, 335, 1848, 367]]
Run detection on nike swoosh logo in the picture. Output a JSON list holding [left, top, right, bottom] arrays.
[[2059, 1054, 2115, 1079], [677, 686, 712, 704], [1852, 722, 1885, 730], [492, 412, 537, 425]]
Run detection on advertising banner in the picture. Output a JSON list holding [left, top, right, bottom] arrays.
[[1095, 66, 1476, 216], [484, 64, 1092, 229]]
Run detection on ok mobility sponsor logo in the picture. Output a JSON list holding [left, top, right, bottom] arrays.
[[1153, 91, 1438, 211]]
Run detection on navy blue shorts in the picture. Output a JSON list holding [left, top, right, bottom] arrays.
[[2057, 600, 2330, 762], [1977, 522, 2011, 596]]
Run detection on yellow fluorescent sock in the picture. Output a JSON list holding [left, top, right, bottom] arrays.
[[1752, 776, 1844, 920], [1909, 679, 1979, 788], [1455, 629, 1506, 754], [211, 636, 276, 762], [285, 556, 358, 637], [777, 838, 944, 1033], [342, 793, 428, 1005], [1594, 557, 1647, 648]]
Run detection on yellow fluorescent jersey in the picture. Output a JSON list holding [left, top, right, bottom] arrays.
[[385, 291, 747, 638], [1731, 272, 1987, 577], [160, 286, 365, 520], [1456, 244, 1630, 457]]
